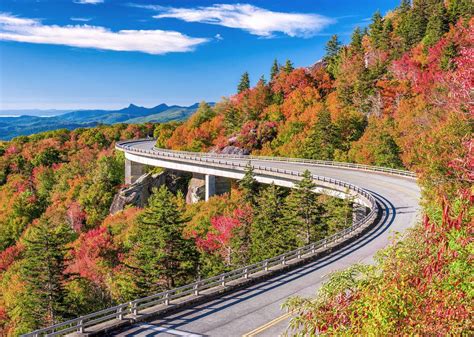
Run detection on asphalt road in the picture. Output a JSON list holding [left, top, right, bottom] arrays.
[[114, 140, 420, 337]]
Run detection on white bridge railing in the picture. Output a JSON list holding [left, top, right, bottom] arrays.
[[116, 139, 415, 178], [24, 139, 389, 337], [141, 140, 414, 179]]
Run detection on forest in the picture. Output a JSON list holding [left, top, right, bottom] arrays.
[[0, 0, 472, 335]]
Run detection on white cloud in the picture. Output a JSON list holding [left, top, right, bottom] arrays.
[[74, 0, 104, 4], [70, 17, 92, 22], [150, 3, 334, 38], [0, 13, 208, 55], [214, 33, 223, 40]]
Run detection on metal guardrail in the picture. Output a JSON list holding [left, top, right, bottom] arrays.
[[24, 139, 381, 337], [120, 138, 416, 178]]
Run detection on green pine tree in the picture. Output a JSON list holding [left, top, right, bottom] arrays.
[[284, 59, 294, 73], [302, 108, 339, 160], [250, 184, 297, 262], [322, 194, 354, 235], [440, 41, 458, 71], [324, 35, 342, 78], [229, 208, 252, 267], [369, 11, 385, 49], [125, 186, 198, 297], [422, 2, 449, 46], [447, 0, 474, 24], [238, 72, 250, 93], [270, 59, 279, 80], [239, 163, 260, 207], [396, 0, 425, 50], [283, 170, 324, 245], [20, 219, 75, 329], [224, 105, 242, 134], [381, 18, 394, 50], [350, 27, 364, 52], [192, 101, 216, 127]]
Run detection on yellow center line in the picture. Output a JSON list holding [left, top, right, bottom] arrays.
[[242, 298, 319, 337], [242, 311, 294, 337]]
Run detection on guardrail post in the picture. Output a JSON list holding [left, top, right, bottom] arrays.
[[194, 283, 199, 296], [297, 249, 301, 259], [117, 307, 123, 320], [164, 292, 170, 305], [311, 243, 316, 254], [131, 301, 138, 316], [264, 261, 268, 271], [78, 318, 84, 333], [244, 268, 249, 279], [282, 256, 286, 265], [220, 275, 226, 287]]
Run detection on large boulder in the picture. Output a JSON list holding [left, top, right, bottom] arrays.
[[109, 170, 190, 214], [213, 145, 250, 156], [109, 173, 162, 214], [185, 176, 205, 204]]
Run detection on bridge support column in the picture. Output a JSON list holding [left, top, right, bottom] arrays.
[[187, 173, 231, 203], [125, 159, 145, 185], [205, 174, 216, 201], [352, 203, 370, 223]]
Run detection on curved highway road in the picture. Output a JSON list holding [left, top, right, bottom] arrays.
[[114, 140, 420, 337]]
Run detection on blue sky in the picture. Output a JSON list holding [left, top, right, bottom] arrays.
[[0, 0, 400, 110]]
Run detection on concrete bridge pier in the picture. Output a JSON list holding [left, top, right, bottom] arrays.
[[205, 174, 216, 201], [125, 159, 146, 185], [188, 173, 231, 203], [203, 174, 232, 201], [353, 203, 370, 223]]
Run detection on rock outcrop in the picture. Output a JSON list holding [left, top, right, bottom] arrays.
[[185, 175, 205, 204], [109, 170, 190, 214], [211, 145, 250, 156]]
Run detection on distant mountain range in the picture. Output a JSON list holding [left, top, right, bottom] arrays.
[[0, 103, 203, 140]]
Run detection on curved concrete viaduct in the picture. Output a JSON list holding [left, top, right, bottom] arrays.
[[112, 139, 420, 337], [24, 139, 420, 337]]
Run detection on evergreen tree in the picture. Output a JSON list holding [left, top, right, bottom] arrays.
[[270, 59, 279, 80], [302, 108, 339, 160], [325, 35, 341, 58], [229, 207, 253, 267], [323, 194, 354, 235], [283, 170, 324, 245], [223, 105, 241, 134], [125, 186, 198, 297], [350, 27, 364, 52], [381, 18, 394, 50], [239, 163, 260, 207], [447, 0, 474, 24], [440, 41, 458, 71], [250, 184, 297, 262], [422, 2, 448, 46], [324, 35, 342, 78], [284, 59, 294, 73], [192, 101, 216, 127], [20, 219, 75, 328], [238, 72, 250, 93], [396, 0, 427, 50], [369, 11, 385, 49]]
